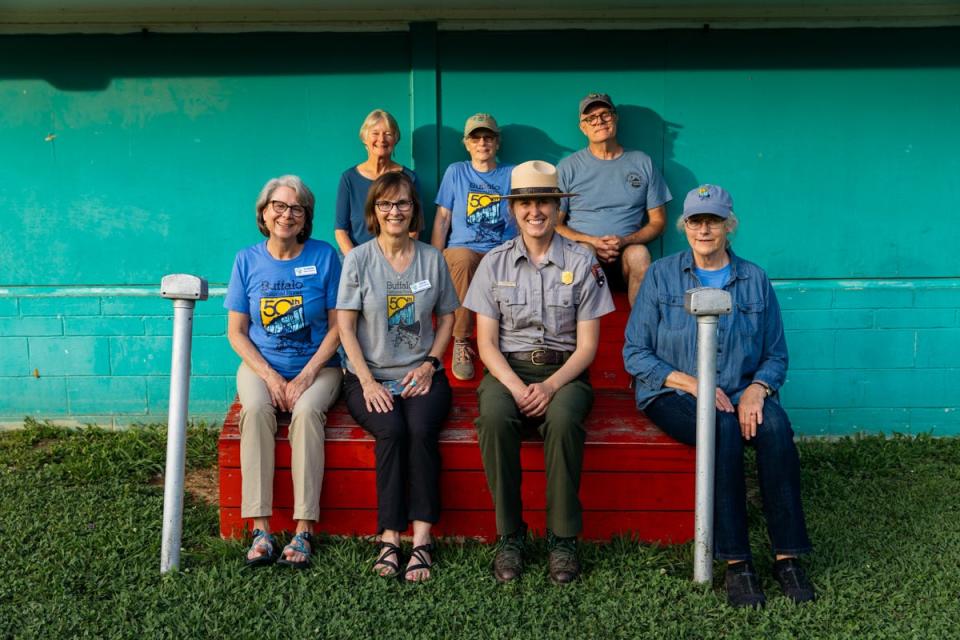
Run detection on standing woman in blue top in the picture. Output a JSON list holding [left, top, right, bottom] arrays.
[[623, 185, 815, 608], [225, 175, 343, 569], [334, 109, 421, 255]]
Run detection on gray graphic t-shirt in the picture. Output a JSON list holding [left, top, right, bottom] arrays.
[[337, 239, 460, 381]]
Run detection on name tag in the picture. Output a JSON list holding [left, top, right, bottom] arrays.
[[497, 281, 517, 287], [294, 265, 317, 277], [411, 279, 432, 294]]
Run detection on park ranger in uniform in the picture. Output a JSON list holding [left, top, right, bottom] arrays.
[[463, 160, 615, 584]]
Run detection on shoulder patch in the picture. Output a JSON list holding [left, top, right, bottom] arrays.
[[591, 263, 606, 288]]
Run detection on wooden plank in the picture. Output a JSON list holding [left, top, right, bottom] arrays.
[[219, 468, 693, 511]]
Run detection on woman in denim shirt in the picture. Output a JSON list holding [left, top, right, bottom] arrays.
[[623, 184, 814, 609]]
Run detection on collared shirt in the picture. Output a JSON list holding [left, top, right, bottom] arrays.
[[623, 249, 788, 410], [464, 233, 615, 353]]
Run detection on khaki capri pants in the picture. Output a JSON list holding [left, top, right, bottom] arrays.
[[237, 362, 342, 522]]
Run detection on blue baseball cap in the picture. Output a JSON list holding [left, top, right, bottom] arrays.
[[682, 184, 734, 219]]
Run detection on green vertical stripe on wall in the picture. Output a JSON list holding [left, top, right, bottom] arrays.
[[409, 21, 440, 234]]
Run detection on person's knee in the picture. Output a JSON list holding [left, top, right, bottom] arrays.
[[757, 403, 795, 447], [623, 244, 651, 274], [545, 417, 585, 445], [443, 247, 474, 274]]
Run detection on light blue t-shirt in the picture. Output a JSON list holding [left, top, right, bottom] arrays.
[[557, 148, 672, 238], [225, 239, 341, 379], [435, 161, 516, 253], [695, 263, 731, 289]]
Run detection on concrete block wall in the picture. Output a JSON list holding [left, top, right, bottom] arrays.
[[2, 280, 958, 435], [779, 280, 960, 435], [0, 290, 236, 428]]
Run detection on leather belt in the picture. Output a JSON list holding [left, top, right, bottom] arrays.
[[506, 349, 571, 366]]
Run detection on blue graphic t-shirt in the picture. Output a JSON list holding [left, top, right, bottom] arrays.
[[225, 238, 342, 379], [435, 161, 516, 253]]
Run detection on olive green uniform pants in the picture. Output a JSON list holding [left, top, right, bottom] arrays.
[[475, 360, 593, 538]]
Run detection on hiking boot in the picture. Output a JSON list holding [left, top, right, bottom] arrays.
[[725, 561, 766, 608], [452, 338, 475, 381], [772, 557, 816, 604], [547, 531, 580, 585], [493, 524, 527, 583]]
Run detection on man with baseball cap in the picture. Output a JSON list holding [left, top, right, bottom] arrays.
[[432, 113, 516, 381], [557, 92, 672, 306], [464, 160, 615, 584]]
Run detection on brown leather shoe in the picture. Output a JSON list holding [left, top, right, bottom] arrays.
[[492, 524, 527, 583], [548, 532, 580, 585]]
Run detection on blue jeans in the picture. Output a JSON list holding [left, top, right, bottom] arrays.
[[645, 392, 812, 561]]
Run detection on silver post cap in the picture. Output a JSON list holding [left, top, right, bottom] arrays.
[[684, 287, 732, 316], [161, 274, 209, 301]]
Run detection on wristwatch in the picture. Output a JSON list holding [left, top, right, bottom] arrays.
[[423, 356, 442, 371], [752, 380, 774, 397]]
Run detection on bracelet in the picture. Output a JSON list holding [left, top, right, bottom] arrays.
[[751, 381, 773, 397]]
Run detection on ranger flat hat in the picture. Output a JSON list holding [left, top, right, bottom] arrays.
[[501, 160, 578, 199]]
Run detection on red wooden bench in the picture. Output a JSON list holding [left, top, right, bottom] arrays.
[[218, 292, 695, 542]]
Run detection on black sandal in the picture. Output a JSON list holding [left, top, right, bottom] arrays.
[[403, 543, 435, 583], [373, 541, 402, 578]]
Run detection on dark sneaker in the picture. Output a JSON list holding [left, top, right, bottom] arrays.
[[493, 524, 527, 583], [772, 557, 816, 603], [725, 561, 766, 608], [547, 531, 580, 585], [452, 339, 475, 381]]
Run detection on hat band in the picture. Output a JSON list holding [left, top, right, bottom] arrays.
[[508, 186, 562, 195]]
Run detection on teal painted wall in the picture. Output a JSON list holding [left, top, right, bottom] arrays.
[[1, 28, 958, 433]]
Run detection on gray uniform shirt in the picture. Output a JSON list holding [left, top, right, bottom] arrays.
[[463, 233, 616, 353], [337, 240, 460, 381]]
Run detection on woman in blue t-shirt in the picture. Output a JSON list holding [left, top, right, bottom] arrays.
[[334, 109, 420, 255], [225, 175, 343, 570]]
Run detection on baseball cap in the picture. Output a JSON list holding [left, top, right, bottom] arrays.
[[578, 92, 614, 115], [464, 113, 500, 137], [682, 184, 734, 219]]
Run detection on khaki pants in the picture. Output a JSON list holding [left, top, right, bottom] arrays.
[[237, 363, 342, 521], [443, 247, 484, 339]]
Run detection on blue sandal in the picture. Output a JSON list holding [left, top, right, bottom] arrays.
[[244, 529, 279, 568], [277, 531, 313, 570]]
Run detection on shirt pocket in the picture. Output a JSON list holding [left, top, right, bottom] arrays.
[[736, 301, 764, 336], [658, 293, 689, 330], [546, 286, 577, 336], [495, 286, 527, 330]]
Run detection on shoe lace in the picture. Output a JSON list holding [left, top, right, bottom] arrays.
[[453, 340, 475, 364], [548, 533, 577, 558]]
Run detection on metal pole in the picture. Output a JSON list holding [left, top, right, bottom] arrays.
[[684, 287, 732, 585], [693, 315, 718, 584], [159, 274, 208, 574]]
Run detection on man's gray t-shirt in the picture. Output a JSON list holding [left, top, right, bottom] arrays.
[[337, 240, 460, 381], [557, 148, 672, 238]]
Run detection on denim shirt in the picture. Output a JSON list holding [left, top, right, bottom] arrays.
[[623, 249, 788, 410]]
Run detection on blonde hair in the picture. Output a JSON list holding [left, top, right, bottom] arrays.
[[359, 109, 401, 143]]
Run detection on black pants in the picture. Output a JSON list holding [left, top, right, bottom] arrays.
[[343, 370, 452, 533]]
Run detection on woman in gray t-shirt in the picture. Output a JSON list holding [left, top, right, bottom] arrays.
[[337, 172, 459, 583]]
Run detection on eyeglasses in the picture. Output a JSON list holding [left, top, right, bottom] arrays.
[[684, 216, 726, 230], [580, 110, 616, 126], [375, 199, 414, 213], [270, 200, 306, 218], [468, 134, 498, 143]]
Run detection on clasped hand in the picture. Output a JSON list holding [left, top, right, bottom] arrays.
[[361, 362, 434, 414], [511, 381, 556, 418]]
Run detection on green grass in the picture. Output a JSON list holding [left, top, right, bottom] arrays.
[[2, 421, 959, 639]]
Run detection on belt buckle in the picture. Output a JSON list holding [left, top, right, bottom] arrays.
[[530, 349, 547, 366]]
